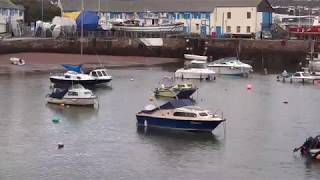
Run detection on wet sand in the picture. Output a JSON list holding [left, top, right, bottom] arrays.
[[0, 53, 181, 74]]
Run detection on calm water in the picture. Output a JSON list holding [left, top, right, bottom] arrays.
[[1, 68, 320, 180]]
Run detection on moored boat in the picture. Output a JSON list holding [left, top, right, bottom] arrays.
[[46, 84, 98, 106], [49, 65, 112, 87], [9, 57, 25, 66], [294, 135, 320, 160], [184, 54, 208, 61], [207, 57, 253, 76], [154, 83, 197, 99], [136, 99, 225, 132], [175, 60, 215, 80]]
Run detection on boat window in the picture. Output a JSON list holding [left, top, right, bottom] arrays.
[[178, 84, 185, 88], [173, 112, 197, 118], [199, 112, 208, 116], [77, 76, 81, 79], [67, 91, 78, 96], [64, 75, 70, 78], [84, 92, 92, 95], [97, 71, 103, 77], [303, 73, 310, 76], [191, 63, 206, 69], [91, 71, 98, 77], [102, 71, 108, 76], [293, 73, 301, 77]]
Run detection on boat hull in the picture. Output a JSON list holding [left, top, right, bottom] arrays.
[[136, 115, 224, 132], [50, 78, 112, 87], [208, 66, 251, 76], [46, 97, 96, 106], [112, 24, 183, 32], [155, 88, 197, 99], [174, 71, 215, 80]]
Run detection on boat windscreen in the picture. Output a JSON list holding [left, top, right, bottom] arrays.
[[159, 99, 194, 109], [49, 88, 68, 99], [214, 57, 237, 64]]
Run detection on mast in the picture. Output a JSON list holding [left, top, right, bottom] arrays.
[[81, 0, 84, 55]]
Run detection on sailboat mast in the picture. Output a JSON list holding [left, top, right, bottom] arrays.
[[81, 0, 84, 55]]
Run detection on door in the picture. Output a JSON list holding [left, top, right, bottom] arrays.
[[216, 26, 222, 38], [200, 26, 207, 35]]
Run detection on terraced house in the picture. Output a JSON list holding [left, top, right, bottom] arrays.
[[59, 0, 273, 37], [0, 0, 24, 34]]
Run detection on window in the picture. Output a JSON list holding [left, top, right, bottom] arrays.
[[102, 71, 108, 76], [91, 72, 97, 77], [97, 71, 103, 77], [246, 26, 251, 33], [247, 12, 251, 19], [184, 13, 190, 19], [226, 26, 231, 33], [68, 91, 78, 96], [227, 12, 231, 19], [199, 112, 208, 116], [173, 112, 197, 118], [237, 26, 241, 33]]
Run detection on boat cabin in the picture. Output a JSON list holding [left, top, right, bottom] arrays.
[[89, 69, 111, 78], [307, 52, 320, 61]]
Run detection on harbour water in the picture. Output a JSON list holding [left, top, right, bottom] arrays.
[[1, 68, 320, 179]]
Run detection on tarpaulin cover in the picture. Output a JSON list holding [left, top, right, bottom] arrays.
[[63, 11, 81, 20], [61, 64, 83, 73], [76, 11, 99, 31]]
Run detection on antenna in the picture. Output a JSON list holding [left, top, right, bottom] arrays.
[[81, 0, 84, 55]]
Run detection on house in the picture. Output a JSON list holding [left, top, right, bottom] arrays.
[[59, 0, 273, 37], [0, 0, 24, 34]]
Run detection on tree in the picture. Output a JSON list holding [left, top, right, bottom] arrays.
[[11, 0, 61, 23]]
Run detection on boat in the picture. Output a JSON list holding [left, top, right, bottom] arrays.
[[175, 60, 215, 80], [207, 57, 253, 76], [111, 13, 184, 33], [136, 99, 225, 132], [46, 84, 98, 106], [9, 57, 25, 66], [154, 83, 197, 99], [50, 65, 112, 87], [184, 54, 208, 61], [289, 71, 320, 83], [294, 135, 320, 160]]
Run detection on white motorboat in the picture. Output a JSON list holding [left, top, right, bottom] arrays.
[[289, 71, 320, 83], [111, 13, 183, 33], [136, 99, 225, 132], [175, 60, 215, 80], [9, 57, 25, 66], [46, 84, 98, 106], [207, 57, 253, 76], [184, 54, 208, 61], [50, 65, 112, 87]]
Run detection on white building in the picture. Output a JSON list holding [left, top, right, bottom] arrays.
[[59, 0, 273, 37], [0, 0, 24, 34]]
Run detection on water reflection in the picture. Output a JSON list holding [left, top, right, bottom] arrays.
[[137, 126, 221, 148]]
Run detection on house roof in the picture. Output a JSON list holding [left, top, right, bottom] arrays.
[[0, 0, 24, 10], [60, 0, 273, 12]]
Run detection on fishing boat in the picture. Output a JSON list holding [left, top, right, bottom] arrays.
[[207, 57, 253, 76], [111, 13, 184, 33], [136, 99, 225, 132], [175, 60, 215, 80], [154, 83, 197, 99], [49, 65, 112, 87], [9, 57, 25, 66], [46, 84, 98, 106], [184, 54, 208, 61]]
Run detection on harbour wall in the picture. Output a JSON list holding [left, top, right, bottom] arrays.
[[0, 37, 318, 72]]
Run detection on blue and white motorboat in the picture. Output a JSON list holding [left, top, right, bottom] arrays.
[[136, 99, 225, 132], [207, 57, 253, 76], [49, 64, 112, 87]]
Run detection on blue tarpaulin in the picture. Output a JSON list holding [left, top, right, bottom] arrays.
[[61, 64, 83, 73], [76, 11, 99, 31]]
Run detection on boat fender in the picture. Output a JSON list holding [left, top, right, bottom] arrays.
[[246, 84, 252, 90], [52, 117, 60, 123]]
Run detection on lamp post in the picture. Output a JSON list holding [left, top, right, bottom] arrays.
[[41, 0, 43, 21]]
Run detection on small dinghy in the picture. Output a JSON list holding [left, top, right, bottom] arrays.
[[46, 84, 98, 106], [294, 135, 320, 160], [9, 57, 25, 66]]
